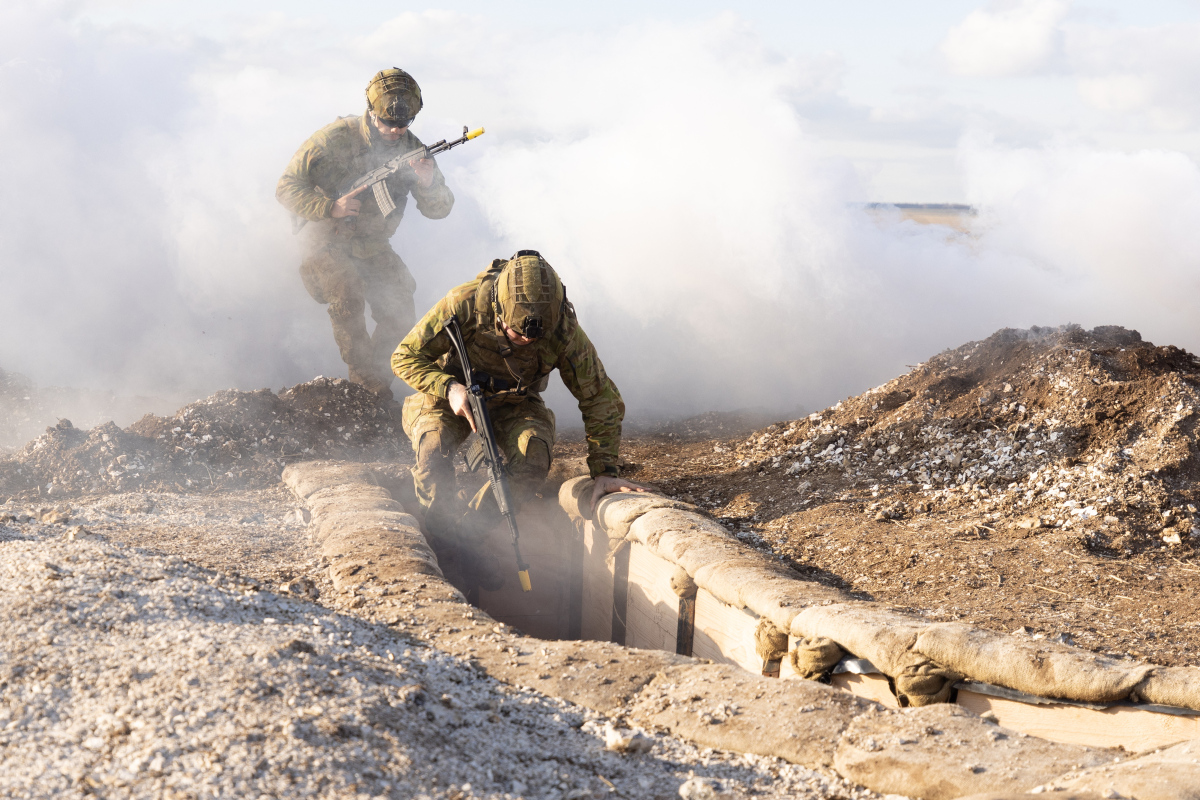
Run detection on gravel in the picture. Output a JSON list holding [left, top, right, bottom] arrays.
[[0, 505, 880, 800]]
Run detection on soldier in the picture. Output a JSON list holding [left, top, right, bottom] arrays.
[[392, 250, 648, 589], [277, 68, 454, 401]]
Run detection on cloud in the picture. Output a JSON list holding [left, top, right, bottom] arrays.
[[941, 0, 1072, 78], [942, 3, 1200, 131], [1069, 22, 1200, 130]]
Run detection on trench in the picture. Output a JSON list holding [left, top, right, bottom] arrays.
[[287, 461, 1200, 799]]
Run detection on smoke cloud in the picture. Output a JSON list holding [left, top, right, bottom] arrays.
[[1, 5, 1198, 430]]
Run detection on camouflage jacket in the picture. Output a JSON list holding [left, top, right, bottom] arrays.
[[276, 114, 454, 250], [392, 262, 625, 477]]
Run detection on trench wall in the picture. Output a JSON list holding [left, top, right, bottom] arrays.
[[284, 461, 1200, 800], [560, 477, 1200, 756]]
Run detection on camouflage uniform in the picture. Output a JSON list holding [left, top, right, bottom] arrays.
[[276, 114, 454, 395], [392, 258, 624, 552]]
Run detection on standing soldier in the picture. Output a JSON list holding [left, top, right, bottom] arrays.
[[392, 250, 648, 589], [277, 68, 454, 401]]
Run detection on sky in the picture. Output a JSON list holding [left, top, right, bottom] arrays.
[[1, 0, 1198, 421]]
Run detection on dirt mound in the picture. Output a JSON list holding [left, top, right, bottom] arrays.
[[594, 325, 1200, 667], [732, 324, 1200, 552], [0, 378, 404, 500]]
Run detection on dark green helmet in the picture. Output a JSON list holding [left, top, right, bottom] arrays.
[[365, 68, 422, 127], [494, 250, 565, 340]]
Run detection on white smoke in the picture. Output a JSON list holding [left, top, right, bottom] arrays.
[[1, 5, 1198, 427], [941, 0, 1072, 78]]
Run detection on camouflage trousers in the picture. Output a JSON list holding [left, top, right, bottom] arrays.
[[299, 242, 416, 394], [402, 392, 555, 550]]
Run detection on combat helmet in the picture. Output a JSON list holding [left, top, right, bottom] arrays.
[[493, 250, 566, 340], [365, 68, 423, 127]]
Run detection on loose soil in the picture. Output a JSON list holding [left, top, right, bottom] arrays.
[[7, 326, 1200, 674], [573, 325, 1200, 669]]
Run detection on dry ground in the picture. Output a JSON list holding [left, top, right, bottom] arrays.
[[560, 325, 1200, 669]]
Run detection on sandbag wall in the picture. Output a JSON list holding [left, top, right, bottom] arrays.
[[283, 461, 1200, 799], [560, 476, 1200, 752]]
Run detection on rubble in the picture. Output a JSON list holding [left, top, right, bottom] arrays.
[[0, 378, 406, 500], [727, 325, 1199, 555]]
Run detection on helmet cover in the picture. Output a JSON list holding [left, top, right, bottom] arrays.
[[494, 251, 564, 340], [365, 68, 423, 125]]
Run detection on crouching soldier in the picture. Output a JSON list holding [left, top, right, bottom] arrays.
[[391, 250, 647, 589]]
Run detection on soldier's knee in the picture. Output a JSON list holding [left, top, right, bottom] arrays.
[[511, 436, 551, 484], [415, 430, 455, 469], [327, 296, 365, 322]]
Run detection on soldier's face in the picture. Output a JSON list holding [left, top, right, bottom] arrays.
[[499, 320, 537, 347], [370, 112, 409, 142]]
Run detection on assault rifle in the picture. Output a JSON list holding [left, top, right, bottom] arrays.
[[292, 125, 484, 233], [443, 316, 532, 593], [344, 125, 485, 217]]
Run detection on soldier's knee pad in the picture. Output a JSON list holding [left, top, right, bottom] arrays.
[[512, 437, 551, 482], [327, 296, 365, 322]]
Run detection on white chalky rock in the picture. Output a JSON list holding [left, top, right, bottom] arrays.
[[679, 776, 738, 799], [604, 723, 653, 754]]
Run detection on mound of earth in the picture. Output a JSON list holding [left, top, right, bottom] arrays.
[[592, 325, 1200, 667], [0, 378, 405, 501]]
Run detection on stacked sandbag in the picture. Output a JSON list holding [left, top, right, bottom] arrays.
[[792, 604, 962, 706], [914, 622, 1153, 705], [283, 461, 441, 590], [1130, 666, 1200, 711]]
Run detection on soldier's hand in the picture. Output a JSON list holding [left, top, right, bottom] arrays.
[[409, 156, 436, 189], [331, 184, 369, 218], [591, 476, 653, 513], [447, 382, 477, 433]]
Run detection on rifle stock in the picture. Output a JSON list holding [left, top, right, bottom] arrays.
[[444, 316, 532, 592]]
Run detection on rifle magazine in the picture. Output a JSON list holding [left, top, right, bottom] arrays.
[[372, 181, 397, 217]]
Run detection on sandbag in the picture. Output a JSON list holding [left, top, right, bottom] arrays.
[[283, 460, 378, 500], [670, 566, 697, 598], [754, 618, 789, 662], [895, 662, 959, 707], [792, 604, 960, 706], [593, 492, 692, 540], [1131, 666, 1200, 712], [790, 636, 844, 680], [558, 476, 594, 525], [915, 622, 1153, 703]]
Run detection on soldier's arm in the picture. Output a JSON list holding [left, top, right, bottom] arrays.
[[391, 287, 475, 397], [410, 158, 455, 220], [276, 139, 337, 220], [556, 324, 626, 478]]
